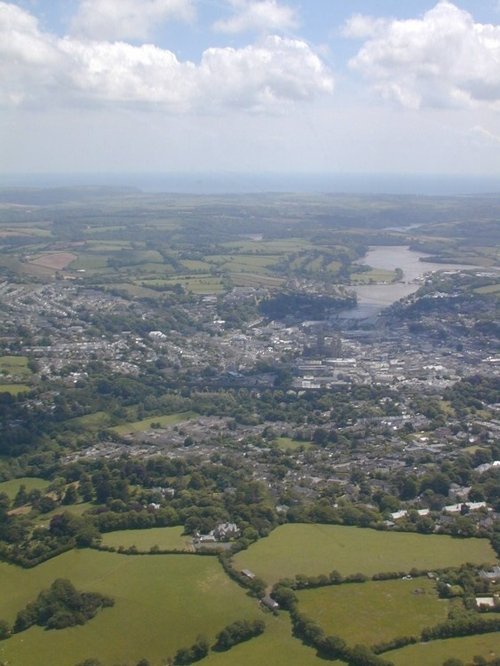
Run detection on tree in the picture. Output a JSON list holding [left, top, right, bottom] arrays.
[[0, 619, 10, 640], [62, 485, 79, 505]]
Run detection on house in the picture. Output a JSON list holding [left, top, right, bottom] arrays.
[[479, 566, 500, 582], [261, 595, 279, 611], [213, 522, 240, 541]]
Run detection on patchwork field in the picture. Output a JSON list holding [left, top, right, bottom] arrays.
[[101, 526, 194, 552], [297, 577, 447, 647], [0, 476, 50, 499], [389, 633, 500, 665], [0, 550, 262, 666], [233, 524, 496, 583]]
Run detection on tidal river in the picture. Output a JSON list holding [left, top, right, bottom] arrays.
[[340, 245, 480, 320]]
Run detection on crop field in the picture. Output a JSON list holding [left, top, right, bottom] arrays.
[[222, 238, 313, 253], [28, 252, 77, 270], [0, 477, 50, 499], [69, 253, 111, 271], [233, 524, 496, 583], [110, 411, 196, 435], [297, 577, 447, 647], [101, 526, 194, 552], [0, 550, 262, 666], [204, 613, 330, 666], [230, 272, 285, 288], [389, 633, 500, 665], [140, 274, 225, 294]]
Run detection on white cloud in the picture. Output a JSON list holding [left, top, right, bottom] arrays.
[[347, 1, 500, 110], [0, 2, 332, 112], [470, 124, 500, 144], [342, 14, 388, 39], [213, 0, 298, 35], [71, 0, 194, 41]]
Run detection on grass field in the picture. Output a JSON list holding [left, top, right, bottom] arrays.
[[68, 410, 113, 429], [390, 633, 500, 665], [35, 502, 94, 527], [297, 578, 447, 647], [110, 411, 196, 435], [274, 437, 312, 451], [0, 383, 31, 394], [101, 526, 194, 552], [234, 524, 496, 584], [204, 613, 333, 666], [28, 252, 77, 270], [0, 355, 30, 374], [0, 550, 262, 666], [0, 477, 50, 500]]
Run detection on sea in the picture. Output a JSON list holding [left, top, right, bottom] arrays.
[[1, 172, 500, 196]]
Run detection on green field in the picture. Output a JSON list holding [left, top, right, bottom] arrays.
[[390, 633, 500, 665], [110, 411, 196, 435], [297, 578, 447, 647], [67, 410, 113, 429], [101, 526, 194, 552], [0, 550, 262, 666], [204, 613, 332, 666], [35, 502, 93, 527], [234, 524, 496, 583], [0, 383, 31, 394], [0, 477, 50, 500], [0, 355, 30, 374], [274, 437, 311, 451]]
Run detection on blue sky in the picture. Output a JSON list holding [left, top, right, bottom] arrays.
[[2, 0, 500, 178]]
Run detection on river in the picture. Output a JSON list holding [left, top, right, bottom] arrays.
[[340, 245, 480, 320]]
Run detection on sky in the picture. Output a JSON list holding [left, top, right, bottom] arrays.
[[2, 0, 500, 180]]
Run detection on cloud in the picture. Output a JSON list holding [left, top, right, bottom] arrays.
[[346, 1, 500, 110], [213, 0, 298, 34], [71, 0, 194, 41], [342, 14, 388, 39], [0, 2, 332, 112], [470, 124, 500, 144]]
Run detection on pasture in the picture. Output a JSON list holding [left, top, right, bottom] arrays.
[[204, 613, 329, 666], [274, 436, 312, 451], [0, 477, 50, 500], [0, 355, 30, 376], [0, 550, 262, 666], [110, 411, 196, 435], [233, 524, 496, 583], [0, 383, 30, 395], [389, 633, 500, 665], [296, 577, 447, 647], [101, 526, 193, 552]]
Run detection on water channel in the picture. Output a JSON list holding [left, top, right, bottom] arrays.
[[340, 245, 481, 320]]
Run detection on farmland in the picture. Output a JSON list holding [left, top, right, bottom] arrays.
[[203, 613, 330, 666], [101, 526, 193, 552], [296, 577, 448, 647], [110, 411, 196, 435], [389, 633, 500, 665], [234, 524, 496, 583], [0, 476, 50, 499], [0, 550, 262, 666]]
